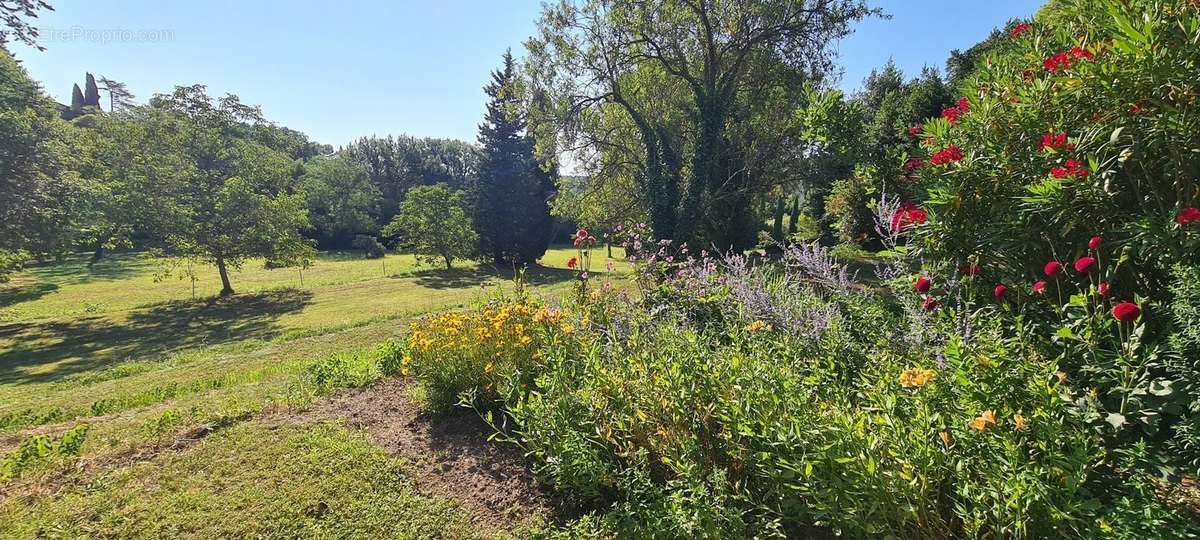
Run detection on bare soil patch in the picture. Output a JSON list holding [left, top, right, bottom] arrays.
[[260, 377, 550, 533]]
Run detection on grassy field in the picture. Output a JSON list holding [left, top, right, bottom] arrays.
[[0, 247, 627, 538]]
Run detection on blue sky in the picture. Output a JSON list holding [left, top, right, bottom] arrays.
[[10, 0, 1042, 147]]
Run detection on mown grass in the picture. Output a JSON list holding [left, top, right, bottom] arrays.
[[0, 246, 627, 537], [1, 423, 488, 539], [0, 247, 626, 416]]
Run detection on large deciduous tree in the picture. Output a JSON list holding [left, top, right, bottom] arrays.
[[0, 47, 76, 281], [473, 51, 555, 265], [527, 0, 876, 249], [147, 85, 313, 295]]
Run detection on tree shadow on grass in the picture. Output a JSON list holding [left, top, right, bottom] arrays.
[[405, 264, 578, 290], [0, 281, 60, 308], [0, 288, 313, 386], [25, 253, 147, 285]]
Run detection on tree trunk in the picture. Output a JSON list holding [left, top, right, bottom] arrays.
[[88, 242, 105, 269], [216, 257, 234, 296], [444, 255, 453, 270]]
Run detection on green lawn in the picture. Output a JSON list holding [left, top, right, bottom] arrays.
[[0, 247, 627, 537]]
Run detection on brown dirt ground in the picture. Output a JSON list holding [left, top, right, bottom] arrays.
[[259, 377, 551, 533]]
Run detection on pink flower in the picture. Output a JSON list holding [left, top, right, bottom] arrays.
[[1044, 260, 1063, 277], [922, 296, 939, 311], [1088, 236, 1102, 250], [1098, 282, 1111, 297], [1074, 256, 1097, 274], [1010, 23, 1031, 37], [915, 276, 932, 293], [993, 283, 1008, 299], [1033, 280, 1048, 294]]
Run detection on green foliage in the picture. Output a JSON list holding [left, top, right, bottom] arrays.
[[298, 155, 381, 247], [350, 234, 386, 259], [341, 134, 479, 224], [0, 48, 77, 280], [825, 165, 879, 247], [529, 0, 878, 248], [1, 423, 89, 481], [145, 85, 315, 294], [386, 299, 556, 414], [384, 183, 477, 269], [897, 0, 1200, 472], [474, 51, 555, 264]]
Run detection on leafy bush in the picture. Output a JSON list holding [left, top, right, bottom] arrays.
[[894, 0, 1200, 474], [1, 424, 89, 481], [382, 299, 564, 414], [350, 234, 386, 259], [414, 233, 1198, 536]]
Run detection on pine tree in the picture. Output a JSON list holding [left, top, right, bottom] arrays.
[[69, 83, 84, 116], [473, 50, 554, 265], [83, 73, 101, 108]]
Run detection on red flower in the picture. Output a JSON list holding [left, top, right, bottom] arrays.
[[566, 257, 578, 269], [1129, 102, 1143, 114], [1098, 282, 1111, 297], [1039, 131, 1068, 151], [1069, 46, 1094, 60], [1044, 52, 1072, 73], [891, 204, 928, 231], [1051, 159, 1089, 178], [1074, 256, 1097, 274], [930, 145, 963, 166], [1088, 235, 1102, 250], [1033, 280, 1048, 294], [903, 157, 924, 171], [1177, 207, 1200, 226], [957, 98, 970, 112], [908, 124, 923, 135], [994, 283, 1008, 299], [915, 276, 932, 293], [576, 228, 589, 240], [1010, 23, 1031, 37], [1044, 260, 1063, 277], [922, 296, 939, 311], [573, 237, 583, 247], [941, 106, 960, 123], [1112, 302, 1141, 322]]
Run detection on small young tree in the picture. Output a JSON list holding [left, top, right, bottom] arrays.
[[383, 184, 476, 269]]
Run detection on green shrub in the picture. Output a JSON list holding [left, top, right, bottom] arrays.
[[1, 424, 89, 481], [388, 299, 562, 414], [351, 234, 386, 259]]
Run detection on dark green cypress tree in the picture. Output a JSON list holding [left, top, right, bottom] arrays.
[[69, 83, 85, 115], [473, 50, 554, 265], [83, 73, 101, 108], [787, 195, 801, 237], [771, 196, 785, 240]]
